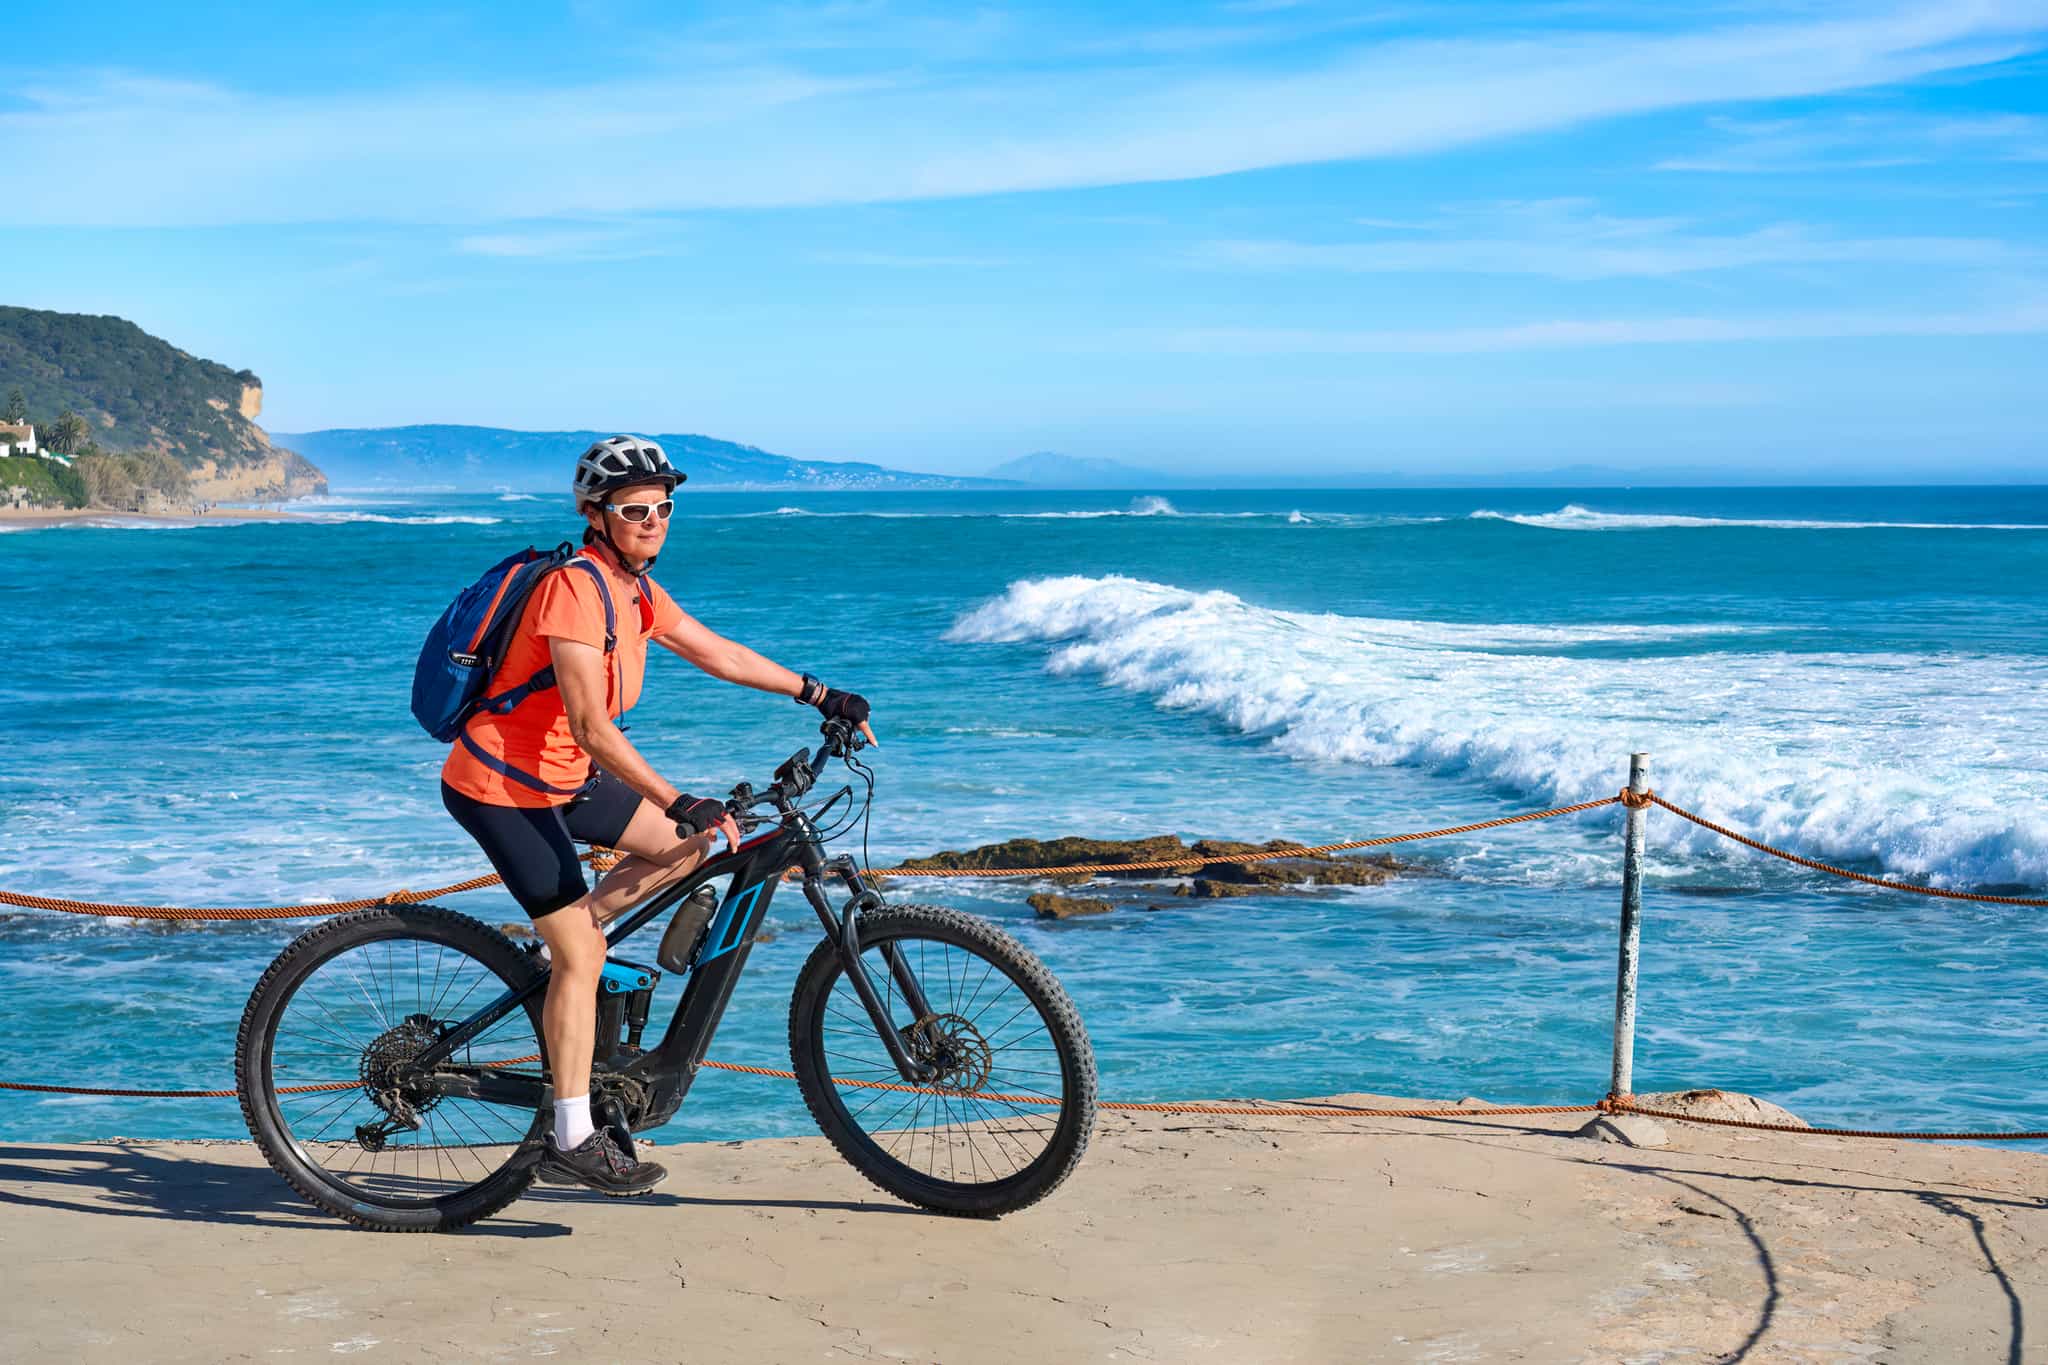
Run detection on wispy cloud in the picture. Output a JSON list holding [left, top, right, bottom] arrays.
[[5, 3, 2045, 226], [1160, 293, 2048, 353], [800, 250, 1019, 268], [1197, 200, 2038, 278], [1657, 110, 2048, 172], [455, 225, 684, 261]]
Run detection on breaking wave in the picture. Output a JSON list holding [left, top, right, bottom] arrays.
[[1472, 504, 2047, 532], [306, 513, 503, 526], [948, 575, 2048, 888]]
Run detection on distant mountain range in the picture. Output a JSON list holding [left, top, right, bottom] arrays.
[[986, 451, 1185, 488], [277, 425, 1014, 492]]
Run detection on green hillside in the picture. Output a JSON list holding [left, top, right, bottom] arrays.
[[0, 306, 265, 462], [0, 306, 324, 505]]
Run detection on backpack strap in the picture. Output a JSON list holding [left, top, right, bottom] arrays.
[[456, 732, 594, 797], [474, 557, 620, 718]]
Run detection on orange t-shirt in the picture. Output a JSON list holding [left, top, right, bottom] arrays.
[[441, 547, 685, 808]]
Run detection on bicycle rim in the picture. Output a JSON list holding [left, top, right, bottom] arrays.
[[811, 924, 1079, 1195], [262, 930, 545, 1209]]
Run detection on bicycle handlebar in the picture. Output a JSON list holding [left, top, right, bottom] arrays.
[[724, 720, 871, 823]]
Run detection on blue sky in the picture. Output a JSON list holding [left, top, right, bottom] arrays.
[[2, 1, 2045, 481]]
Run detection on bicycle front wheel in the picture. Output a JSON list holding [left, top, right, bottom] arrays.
[[789, 903, 1096, 1216]]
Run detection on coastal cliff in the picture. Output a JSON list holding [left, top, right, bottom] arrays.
[[185, 447, 327, 503], [0, 306, 328, 509]]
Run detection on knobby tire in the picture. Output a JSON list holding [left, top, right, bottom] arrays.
[[235, 905, 549, 1233], [788, 904, 1097, 1217]]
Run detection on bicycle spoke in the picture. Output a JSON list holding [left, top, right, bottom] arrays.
[[816, 926, 1076, 1191], [265, 933, 543, 1208]]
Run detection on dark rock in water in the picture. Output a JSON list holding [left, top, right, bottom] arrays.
[[1027, 893, 1114, 920], [1190, 840, 1400, 887], [895, 835, 1400, 887], [893, 834, 1409, 920], [1188, 879, 1261, 899], [894, 835, 1196, 879]]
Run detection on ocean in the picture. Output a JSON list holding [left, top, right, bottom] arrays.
[[3, 486, 2045, 1146]]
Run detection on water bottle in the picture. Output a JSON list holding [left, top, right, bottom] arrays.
[[657, 883, 720, 974]]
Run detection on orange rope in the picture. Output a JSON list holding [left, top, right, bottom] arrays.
[[0, 801, 1620, 917], [1603, 1097, 2048, 1143], [8, 789, 2048, 1140], [0, 850, 620, 921], [16, 1067, 2045, 1141], [697, 1060, 1598, 1117], [1644, 793, 2048, 907], [870, 796, 1624, 879]]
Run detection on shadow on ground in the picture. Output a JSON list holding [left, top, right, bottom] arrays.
[[0, 1143, 932, 1235]]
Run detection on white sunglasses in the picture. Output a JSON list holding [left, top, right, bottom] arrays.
[[604, 498, 675, 524]]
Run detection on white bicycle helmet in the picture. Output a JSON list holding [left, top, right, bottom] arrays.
[[572, 435, 682, 509]]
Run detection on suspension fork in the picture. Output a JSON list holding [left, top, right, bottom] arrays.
[[802, 863, 939, 1083]]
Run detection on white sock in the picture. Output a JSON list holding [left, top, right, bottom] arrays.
[[554, 1094, 595, 1149]]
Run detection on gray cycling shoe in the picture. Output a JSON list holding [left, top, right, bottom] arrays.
[[536, 1129, 668, 1196]]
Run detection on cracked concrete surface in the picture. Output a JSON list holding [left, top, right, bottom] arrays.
[[0, 1094, 2042, 1362]]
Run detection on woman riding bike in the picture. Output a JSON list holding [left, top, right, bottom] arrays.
[[439, 435, 873, 1195]]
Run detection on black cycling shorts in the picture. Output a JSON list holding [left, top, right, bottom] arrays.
[[441, 769, 645, 918]]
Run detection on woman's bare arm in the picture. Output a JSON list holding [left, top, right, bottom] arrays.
[[549, 635, 681, 810], [655, 608, 807, 698]]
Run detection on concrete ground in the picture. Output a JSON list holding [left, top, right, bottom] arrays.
[[1, 1095, 2042, 1363]]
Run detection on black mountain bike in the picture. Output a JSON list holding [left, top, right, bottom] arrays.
[[235, 722, 1096, 1232]]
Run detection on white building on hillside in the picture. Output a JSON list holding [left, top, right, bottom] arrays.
[[0, 422, 36, 457]]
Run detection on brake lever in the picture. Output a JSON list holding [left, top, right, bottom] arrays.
[[815, 718, 869, 766]]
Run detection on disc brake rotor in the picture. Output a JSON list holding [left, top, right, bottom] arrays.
[[904, 1012, 994, 1092]]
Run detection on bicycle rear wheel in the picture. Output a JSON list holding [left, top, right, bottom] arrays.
[[235, 905, 549, 1232], [789, 903, 1096, 1216]]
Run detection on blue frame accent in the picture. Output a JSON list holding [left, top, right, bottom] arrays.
[[699, 880, 763, 964]]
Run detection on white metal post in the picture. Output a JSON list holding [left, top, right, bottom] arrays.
[[1610, 752, 1649, 1099]]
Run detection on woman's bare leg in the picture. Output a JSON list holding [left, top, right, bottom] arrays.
[[581, 800, 716, 923], [533, 801, 714, 1104], [531, 899, 607, 1109]]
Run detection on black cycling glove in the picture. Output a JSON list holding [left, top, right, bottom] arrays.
[[666, 794, 727, 838], [795, 673, 870, 726], [819, 687, 869, 726]]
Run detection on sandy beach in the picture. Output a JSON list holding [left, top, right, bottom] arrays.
[[0, 505, 306, 528], [2, 1093, 2040, 1363]]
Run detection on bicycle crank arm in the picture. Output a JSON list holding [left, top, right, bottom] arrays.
[[420, 1064, 551, 1110]]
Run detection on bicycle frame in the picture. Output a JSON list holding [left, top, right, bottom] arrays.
[[408, 801, 939, 1134]]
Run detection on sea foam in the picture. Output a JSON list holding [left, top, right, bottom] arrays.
[[307, 513, 503, 526], [949, 575, 2048, 889], [1472, 504, 2047, 532]]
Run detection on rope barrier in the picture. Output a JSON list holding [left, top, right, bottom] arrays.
[[5, 788, 2046, 1143], [865, 796, 1623, 879], [0, 800, 1619, 919], [1641, 793, 2048, 907], [16, 788, 2032, 914], [0, 1058, 1594, 1121], [1601, 1097, 2048, 1143], [0, 849, 623, 921], [10, 1067, 2046, 1140]]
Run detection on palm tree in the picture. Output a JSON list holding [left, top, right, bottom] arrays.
[[48, 410, 90, 456]]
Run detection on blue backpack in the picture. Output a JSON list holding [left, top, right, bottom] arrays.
[[411, 543, 630, 746]]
